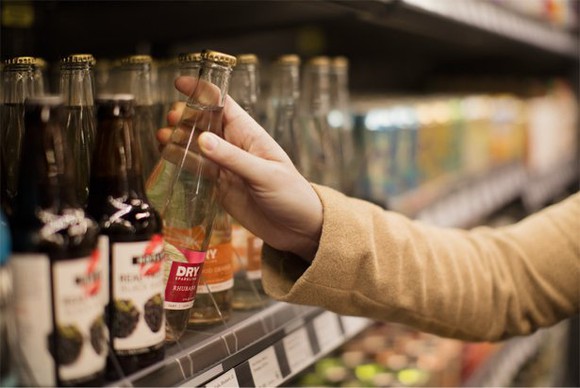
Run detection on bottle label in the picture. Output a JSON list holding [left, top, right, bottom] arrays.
[[111, 235, 165, 353], [197, 242, 234, 294], [246, 236, 263, 281], [10, 254, 55, 386], [164, 247, 205, 310], [52, 250, 107, 382]]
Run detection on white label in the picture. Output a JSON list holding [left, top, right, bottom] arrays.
[[341, 316, 370, 337], [313, 311, 343, 353], [248, 347, 283, 388], [205, 369, 239, 388], [246, 270, 262, 281], [53, 254, 107, 381], [112, 238, 165, 352], [283, 328, 313, 373], [11, 254, 55, 386]]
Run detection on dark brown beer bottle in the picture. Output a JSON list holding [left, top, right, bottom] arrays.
[[9, 95, 105, 387], [87, 94, 164, 379]]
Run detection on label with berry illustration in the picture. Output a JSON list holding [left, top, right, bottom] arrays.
[[52, 250, 107, 382], [111, 235, 165, 352]]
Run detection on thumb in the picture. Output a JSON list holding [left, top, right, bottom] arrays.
[[198, 132, 271, 183]]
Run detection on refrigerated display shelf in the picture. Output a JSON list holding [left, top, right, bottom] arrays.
[[108, 302, 371, 387]]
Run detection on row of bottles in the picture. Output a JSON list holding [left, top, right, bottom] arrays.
[[0, 49, 275, 386]]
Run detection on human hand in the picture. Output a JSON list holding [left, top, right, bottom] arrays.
[[157, 76, 323, 261]]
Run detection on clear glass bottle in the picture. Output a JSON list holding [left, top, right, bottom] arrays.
[[157, 57, 181, 128], [267, 54, 303, 171], [329, 56, 356, 195], [118, 55, 160, 183], [188, 207, 234, 325], [146, 49, 237, 342], [300, 56, 341, 190], [60, 53, 97, 206], [9, 95, 105, 387], [87, 94, 165, 378], [229, 54, 269, 310], [1, 56, 43, 217]]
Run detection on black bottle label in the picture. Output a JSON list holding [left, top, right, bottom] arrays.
[[111, 235, 165, 354]]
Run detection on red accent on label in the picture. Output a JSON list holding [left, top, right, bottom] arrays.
[[139, 234, 164, 277], [85, 249, 102, 297], [165, 261, 204, 303]]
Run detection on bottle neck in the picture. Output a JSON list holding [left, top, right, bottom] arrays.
[[329, 67, 349, 109], [2, 65, 40, 104], [301, 65, 331, 115], [271, 63, 300, 107], [14, 100, 79, 217], [121, 63, 153, 106], [230, 63, 259, 117], [60, 64, 95, 106], [188, 61, 233, 109], [90, 100, 146, 200]]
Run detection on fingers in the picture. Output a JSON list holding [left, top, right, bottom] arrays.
[[175, 76, 222, 106], [198, 131, 276, 184]]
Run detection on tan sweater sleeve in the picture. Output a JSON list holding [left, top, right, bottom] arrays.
[[261, 185, 580, 342]]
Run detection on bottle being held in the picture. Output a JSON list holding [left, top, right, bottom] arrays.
[[1, 56, 44, 217], [146, 50, 237, 342], [229, 54, 269, 310], [189, 207, 234, 325], [9, 96, 105, 387], [118, 55, 161, 183], [59, 54, 97, 206], [87, 94, 165, 378]]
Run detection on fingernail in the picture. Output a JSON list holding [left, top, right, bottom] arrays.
[[199, 132, 218, 152]]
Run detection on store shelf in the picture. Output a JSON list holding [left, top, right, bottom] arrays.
[[108, 302, 371, 387]]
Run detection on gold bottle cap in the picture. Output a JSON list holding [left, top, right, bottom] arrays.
[[121, 55, 152, 65], [307, 56, 331, 67], [61, 54, 95, 64], [236, 54, 258, 65], [332, 56, 349, 68], [178, 52, 202, 63], [4, 56, 37, 66], [202, 49, 237, 67], [35, 57, 47, 69], [276, 54, 301, 65]]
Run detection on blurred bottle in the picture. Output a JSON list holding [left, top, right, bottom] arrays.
[[178, 52, 202, 82], [300, 56, 341, 189], [94, 58, 113, 95], [1, 56, 43, 217], [34, 57, 48, 95], [87, 94, 164, 378], [229, 54, 269, 310], [329, 56, 356, 195], [118, 55, 160, 183], [189, 207, 234, 325], [0, 210, 16, 387], [10, 96, 105, 387], [157, 57, 181, 128], [146, 50, 236, 342], [267, 54, 303, 171], [60, 54, 97, 206]]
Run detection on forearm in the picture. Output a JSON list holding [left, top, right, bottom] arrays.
[[262, 186, 580, 341]]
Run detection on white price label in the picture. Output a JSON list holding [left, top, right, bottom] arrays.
[[249, 347, 283, 388], [313, 311, 343, 353], [283, 328, 313, 373], [341, 316, 370, 337], [206, 369, 239, 388]]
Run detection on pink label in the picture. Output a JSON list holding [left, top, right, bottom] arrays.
[[164, 249, 205, 310]]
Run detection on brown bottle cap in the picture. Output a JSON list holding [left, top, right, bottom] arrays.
[[236, 54, 258, 65], [178, 52, 202, 63], [276, 54, 301, 65], [307, 56, 331, 67], [332, 56, 349, 68], [61, 54, 95, 64], [4, 56, 37, 66], [202, 50, 237, 67], [121, 55, 152, 65]]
